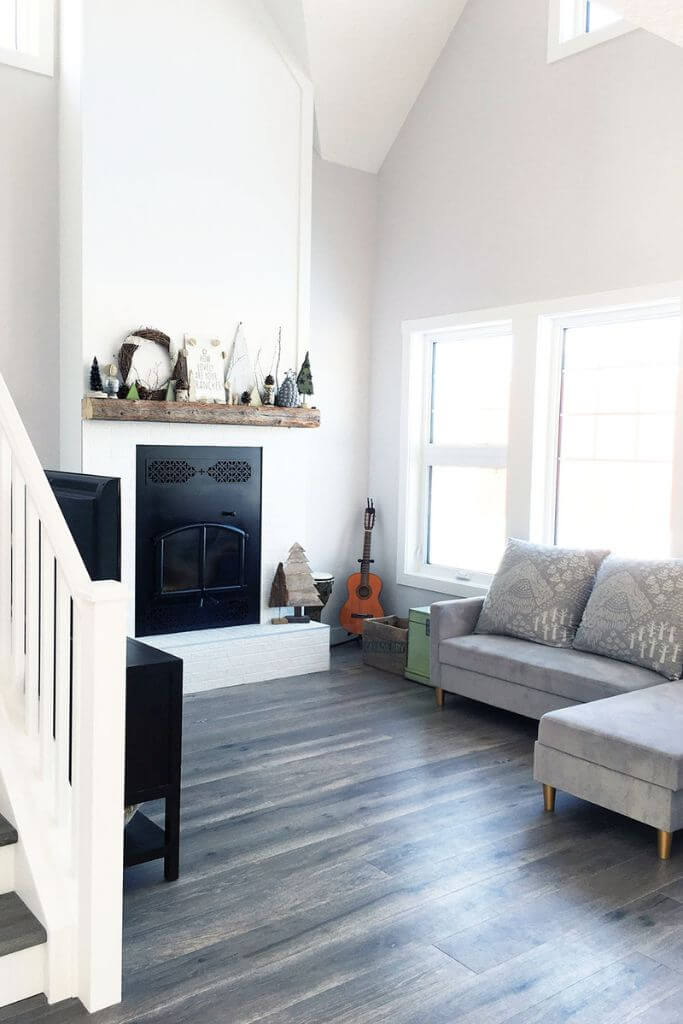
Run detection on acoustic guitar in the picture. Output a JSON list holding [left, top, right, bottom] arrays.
[[339, 499, 384, 635]]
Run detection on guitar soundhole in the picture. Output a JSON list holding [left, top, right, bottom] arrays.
[[356, 585, 371, 600]]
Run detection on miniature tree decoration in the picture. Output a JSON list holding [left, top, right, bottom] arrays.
[[296, 351, 314, 406], [282, 543, 322, 622], [89, 357, 104, 395], [269, 562, 289, 624]]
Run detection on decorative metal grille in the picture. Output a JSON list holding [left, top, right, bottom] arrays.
[[147, 460, 197, 485], [147, 599, 249, 632], [207, 460, 252, 484]]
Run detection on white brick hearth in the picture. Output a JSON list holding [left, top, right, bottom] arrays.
[[82, 418, 330, 691]]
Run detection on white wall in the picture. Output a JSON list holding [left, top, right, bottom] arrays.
[[370, 0, 683, 616], [58, 0, 377, 638], [0, 63, 58, 466], [60, 0, 313, 469], [308, 156, 377, 636]]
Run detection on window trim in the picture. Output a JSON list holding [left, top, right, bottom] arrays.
[[399, 283, 683, 598], [0, 0, 54, 76], [547, 0, 635, 63]]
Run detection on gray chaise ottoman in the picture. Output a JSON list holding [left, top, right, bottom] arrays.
[[534, 682, 683, 859]]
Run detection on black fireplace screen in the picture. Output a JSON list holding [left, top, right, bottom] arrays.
[[136, 446, 261, 637]]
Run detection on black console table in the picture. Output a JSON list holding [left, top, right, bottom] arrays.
[[124, 639, 183, 881]]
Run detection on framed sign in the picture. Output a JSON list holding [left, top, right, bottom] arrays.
[[185, 337, 226, 404]]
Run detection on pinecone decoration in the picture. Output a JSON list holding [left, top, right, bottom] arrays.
[[276, 370, 299, 408]]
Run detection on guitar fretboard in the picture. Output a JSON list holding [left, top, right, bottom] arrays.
[[360, 530, 373, 585]]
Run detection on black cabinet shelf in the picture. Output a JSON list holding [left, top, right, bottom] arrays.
[[124, 638, 183, 881]]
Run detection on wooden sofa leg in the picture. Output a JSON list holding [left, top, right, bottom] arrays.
[[543, 784, 556, 813], [435, 687, 445, 709], [657, 830, 673, 861]]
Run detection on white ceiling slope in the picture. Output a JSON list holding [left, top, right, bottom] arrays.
[[612, 1, 683, 47], [304, 0, 469, 173], [264, 0, 469, 174], [260, 0, 311, 75]]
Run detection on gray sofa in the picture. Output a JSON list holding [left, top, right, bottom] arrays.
[[431, 596, 683, 859], [430, 596, 666, 719]]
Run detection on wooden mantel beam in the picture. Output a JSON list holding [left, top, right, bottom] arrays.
[[81, 398, 320, 429]]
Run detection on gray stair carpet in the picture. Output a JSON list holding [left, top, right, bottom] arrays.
[[0, 893, 46, 957], [0, 817, 17, 848]]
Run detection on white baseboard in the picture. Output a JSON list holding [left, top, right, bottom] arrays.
[[0, 943, 46, 1008], [330, 625, 358, 646]]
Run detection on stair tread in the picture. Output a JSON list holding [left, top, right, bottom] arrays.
[[0, 893, 46, 957], [0, 816, 17, 849], [0, 995, 47, 1022]]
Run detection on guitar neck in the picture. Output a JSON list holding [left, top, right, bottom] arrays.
[[360, 530, 373, 584]]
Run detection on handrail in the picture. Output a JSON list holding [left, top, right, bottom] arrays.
[[0, 371, 93, 597]]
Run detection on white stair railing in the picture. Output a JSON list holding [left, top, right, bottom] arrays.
[[0, 370, 128, 1012]]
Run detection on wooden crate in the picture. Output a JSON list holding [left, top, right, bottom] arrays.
[[362, 616, 409, 675]]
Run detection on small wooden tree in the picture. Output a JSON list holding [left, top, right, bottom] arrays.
[[296, 351, 314, 406], [269, 562, 289, 624], [89, 357, 104, 393], [283, 543, 321, 622]]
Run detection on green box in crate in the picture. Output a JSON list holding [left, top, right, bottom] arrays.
[[405, 605, 432, 686]]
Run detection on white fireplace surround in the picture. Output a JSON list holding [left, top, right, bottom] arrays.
[[82, 418, 330, 692]]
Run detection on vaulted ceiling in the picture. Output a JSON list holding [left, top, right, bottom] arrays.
[[262, 0, 683, 176], [263, 0, 469, 174]]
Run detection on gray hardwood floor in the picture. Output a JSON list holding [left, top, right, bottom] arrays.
[[5, 644, 683, 1023]]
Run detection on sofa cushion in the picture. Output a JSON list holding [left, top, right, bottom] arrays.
[[574, 556, 683, 681], [440, 633, 663, 705], [537, 683, 683, 791], [475, 539, 608, 649]]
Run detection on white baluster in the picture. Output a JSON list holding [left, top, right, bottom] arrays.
[[11, 465, 26, 703], [0, 433, 11, 691], [39, 535, 56, 784], [54, 568, 73, 825], [24, 498, 41, 738]]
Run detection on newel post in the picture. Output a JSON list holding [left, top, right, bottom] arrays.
[[72, 580, 128, 1013]]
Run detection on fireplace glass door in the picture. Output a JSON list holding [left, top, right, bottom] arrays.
[[156, 524, 247, 597]]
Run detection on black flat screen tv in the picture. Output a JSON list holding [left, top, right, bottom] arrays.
[[46, 470, 121, 582]]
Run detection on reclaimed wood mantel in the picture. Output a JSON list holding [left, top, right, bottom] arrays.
[[81, 398, 321, 428]]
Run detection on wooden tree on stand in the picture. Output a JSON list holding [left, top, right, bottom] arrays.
[[269, 562, 289, 624], [269, 544, 322, 624]]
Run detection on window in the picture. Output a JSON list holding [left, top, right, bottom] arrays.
[[0, 0, 54, 75], [551, 309, 681, 559], [548, 0, 634, 62], [427, 328, 513, 579], [399, 285, 683, 598]]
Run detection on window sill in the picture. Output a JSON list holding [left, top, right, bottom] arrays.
[[397, 569, 489, 600], [0, 45, 53, 76], [547, 19, 636, 63]]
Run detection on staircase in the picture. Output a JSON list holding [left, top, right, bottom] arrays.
[[0, 371, 129, 1014], [0, 816, 46, 1006]]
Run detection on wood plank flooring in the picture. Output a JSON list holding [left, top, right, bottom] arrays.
[[5, 644, 683, 1023]]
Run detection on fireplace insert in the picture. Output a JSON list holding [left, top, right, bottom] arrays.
[[136, 445, 262, 637]]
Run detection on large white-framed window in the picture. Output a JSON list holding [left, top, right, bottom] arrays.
[[548, 0, 635, 62], [399, 283, 683, 597], [532, 302, 682, 559], [0, 0, 54, 75]]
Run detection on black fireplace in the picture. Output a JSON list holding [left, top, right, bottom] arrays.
[[135, 445, 262, 637]]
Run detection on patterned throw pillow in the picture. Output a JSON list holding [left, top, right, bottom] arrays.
[[574, 557, 683, 680], [475, 539, 609, 649]]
